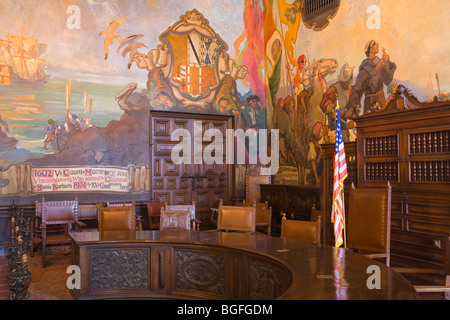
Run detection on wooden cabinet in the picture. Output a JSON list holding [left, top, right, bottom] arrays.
[[260, 184, 320, 236], [354, 103, 450, 286]]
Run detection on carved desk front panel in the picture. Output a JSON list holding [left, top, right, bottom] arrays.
[[70, 230, 418, 300]]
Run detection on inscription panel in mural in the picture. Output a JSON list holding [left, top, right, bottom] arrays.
[[31, 167, 129, 193]]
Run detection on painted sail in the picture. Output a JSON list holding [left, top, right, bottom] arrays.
[[0, 27, 49, 84]]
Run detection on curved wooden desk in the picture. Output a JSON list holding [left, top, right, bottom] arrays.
[[69, 230, 418, 300]]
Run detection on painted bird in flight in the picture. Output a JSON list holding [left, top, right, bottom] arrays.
[[117, 34, 147, 69], [98, 15, 127, 60]]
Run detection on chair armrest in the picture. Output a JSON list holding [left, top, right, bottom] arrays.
[[75, 221, 87, 227], [210, 208, 218, 226], [136, 217, 143, 231], [191, 218, 202, 231]]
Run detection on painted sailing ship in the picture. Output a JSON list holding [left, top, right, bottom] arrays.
[[0, 27, 50, 85]]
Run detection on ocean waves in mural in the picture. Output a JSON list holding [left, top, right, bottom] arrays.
[[0, 78, 126, 167]]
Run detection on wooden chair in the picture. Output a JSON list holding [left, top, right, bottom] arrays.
[[104, 201, 143, 230], [40, 198, 84, 267], [30, 198, 43, 257], [310, 205, 325, 245], [106, 201, 135, 207], [393, 236, 450, 300], [160, 209, 191, 230], [346, 182, 391, 266], [165, 201, 200, 230], [280, 214, 322, 244], [146, 201, 165, 230], [255, 206, 272, 235], [77, 203, 100, 231], [210, 199, 223, 227], [98, 203, 141, 231], [216, 205, 256, 233], [243, 200, 268, 210]]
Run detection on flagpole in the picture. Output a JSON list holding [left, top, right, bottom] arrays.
[[342, 190, 346, 248], [332, 98, 348, 249]]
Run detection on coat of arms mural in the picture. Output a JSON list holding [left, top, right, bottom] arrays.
[[130, 9, 248, 112]]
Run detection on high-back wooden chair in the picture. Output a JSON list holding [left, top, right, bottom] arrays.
[[146, 201, 165, 230], [98, 203, 141, 232], [160, 209, 191, 231], [104, 201, 142, 230], [165, 201, 200, 230], [347, 182, 391, 266], [40, 198, 83, 267], [77, 202, 101, 231], [255, 206, 272, 235], [280, 214, 322, 244], [216, 205, 256, 233]]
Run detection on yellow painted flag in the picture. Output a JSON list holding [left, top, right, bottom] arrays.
[[277, 0, 301, 66]]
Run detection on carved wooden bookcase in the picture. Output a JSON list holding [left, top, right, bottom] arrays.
[[354, 103, 450, 286]]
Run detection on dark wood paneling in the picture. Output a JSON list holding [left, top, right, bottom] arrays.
[[150, 111, 235, 229], [260, 184, 320, 236], [353, 103, 450, 285]]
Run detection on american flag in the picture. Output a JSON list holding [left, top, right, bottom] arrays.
[[331, 100, 348, 248]]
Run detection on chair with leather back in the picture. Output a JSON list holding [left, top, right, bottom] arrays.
[[255, 206, 272, 235], [160, 209, 192, 231], [216, 205, 256, 233], [280, 214, 322, 244], [146, 201, 165, 230], [347, 182, 391, 266], [393, 236, 450, 300], [165, 201, 200, 230], [40, 198, 83, 267], [104, 201, 142, 230], [98, 203, 139, 232]]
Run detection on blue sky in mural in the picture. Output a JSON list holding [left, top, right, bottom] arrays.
[[0, 0, 245, 89]]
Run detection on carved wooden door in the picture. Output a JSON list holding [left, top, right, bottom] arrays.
[[150, 111, 234, 228]]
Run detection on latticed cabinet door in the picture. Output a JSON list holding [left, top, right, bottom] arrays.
[[356, 130, 402, 188], [355, 106, 450, 190], [404, 126, 449, 191]]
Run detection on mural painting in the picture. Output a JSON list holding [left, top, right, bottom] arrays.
[[0, 0, 449, 203], [267, 0, 449, 186], [0, 1, 260, 203]]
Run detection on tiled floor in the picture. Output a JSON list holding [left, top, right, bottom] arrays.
[[0, 251, 73, 300]]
